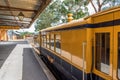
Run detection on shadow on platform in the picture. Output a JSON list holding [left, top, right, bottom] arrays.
[[0, 44, 16, 67], [22, 48, 48, 80]]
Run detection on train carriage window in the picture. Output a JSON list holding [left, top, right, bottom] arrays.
[[43, 35, 47, 47], [118, 33, 120, 79], [41, 36, 44, 46], [50, 34, 54, 51], [55, 34, 61, 54], [95, 33, 110, 74], [46, 34, 50, 48]]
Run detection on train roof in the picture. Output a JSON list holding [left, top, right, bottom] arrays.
[[40, 18, 88, 32], [40, 6, 120, 32]]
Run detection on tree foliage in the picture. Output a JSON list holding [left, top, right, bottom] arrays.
[[19, 31, 33, 37], [61, 0, 89, 19], [35, 0, 89, 31], [35, 0, 120, 31]]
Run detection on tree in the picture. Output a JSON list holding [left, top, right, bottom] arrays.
[[35, 0, 89, 31], [102, 0, 120, 10], [61, 0, 89, 19], [89, 0, 120, 13], [35, 0, 62, 31], [19, 31, 33, 37]]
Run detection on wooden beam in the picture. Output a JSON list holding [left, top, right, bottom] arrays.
[[0, 14, 32, 19], [0, 5, 37, 13], [0, 18, 31, 23], [0, 21, 30, 24], [0, 26, 20, 29], [0, 0, 51, 29]]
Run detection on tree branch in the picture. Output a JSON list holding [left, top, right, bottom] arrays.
[[97, 0, 101, 11], [97, 0, 101, 7], [101, 0, 107, 6], [98, 0, 107, 11], [89, 0, 97, 13]]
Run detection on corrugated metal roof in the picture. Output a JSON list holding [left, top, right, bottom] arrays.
[[0, 0, 51, 29]]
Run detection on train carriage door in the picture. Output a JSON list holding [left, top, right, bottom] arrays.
[[93, 27, 113, 79], [113, 26, 120, 80], [113, 11, 120, 80]]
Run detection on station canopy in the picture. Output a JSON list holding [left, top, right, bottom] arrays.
[[0, 0, 51, 29]]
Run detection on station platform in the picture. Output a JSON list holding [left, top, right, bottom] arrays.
[[0, 40, 56, 80]]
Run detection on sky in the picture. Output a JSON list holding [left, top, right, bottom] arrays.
[[14, 22, 35, 33], [87, 2, 96, 15], [19, 23, 35, 32]]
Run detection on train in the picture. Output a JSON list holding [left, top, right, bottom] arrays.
[[36, 6, 120, 80]]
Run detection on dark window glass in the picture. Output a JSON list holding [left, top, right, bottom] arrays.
[[50, 34, 54, 51], [55, 34, 61, 54], [46, 35, 50, 48], [43, 35, 47, 47], [41, 36, 44, 47], [95, 33, 110, 74], [118, 33, 120, 79]]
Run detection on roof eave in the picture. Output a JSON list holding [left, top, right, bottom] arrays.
[[28, 0, 51, 28]]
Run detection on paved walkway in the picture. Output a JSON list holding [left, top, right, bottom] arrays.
[[0, 41, 51, 80]]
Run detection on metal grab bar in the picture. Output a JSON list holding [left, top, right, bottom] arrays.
[[82, 42, 86, 80]]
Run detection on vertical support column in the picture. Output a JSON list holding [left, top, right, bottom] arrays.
[[0, 30, 1, 41], [0, 29, 8, 41], [13, 34, 17, 40], [23, 36, 26, 40], [1, 29, 3, 41], [4, 30, 8, 41]]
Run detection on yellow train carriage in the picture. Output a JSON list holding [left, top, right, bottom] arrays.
[[90, 6, 120, 80], [39, 6, 120, 80]]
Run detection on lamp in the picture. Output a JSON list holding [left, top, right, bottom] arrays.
[[18, 12, 24, 21]]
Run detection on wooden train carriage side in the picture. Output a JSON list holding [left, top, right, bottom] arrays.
[[86, 6, 120, 80], [90, 6, 120, 80], [39, 19, 93, 80], [38, 6, 120, 80]]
